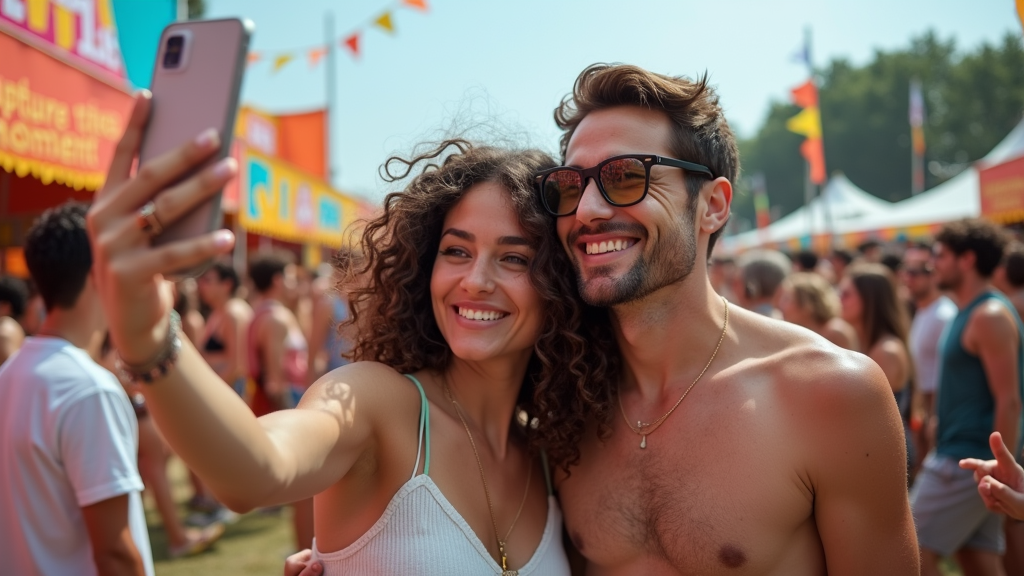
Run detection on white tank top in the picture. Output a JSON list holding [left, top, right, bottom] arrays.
[[310, 375, 570, 575]]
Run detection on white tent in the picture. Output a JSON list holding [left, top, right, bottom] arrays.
[[722, 173, 894, 252], [858, 119, 1024, 232]]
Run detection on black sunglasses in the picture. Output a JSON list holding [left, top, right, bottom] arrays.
[[535, 154, 715, 217]]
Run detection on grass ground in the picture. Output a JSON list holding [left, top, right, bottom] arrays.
[[148, 458, 294, 576], [147, 457, 966, 575]]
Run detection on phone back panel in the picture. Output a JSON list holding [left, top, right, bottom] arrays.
[[141, 18, 252, 248]]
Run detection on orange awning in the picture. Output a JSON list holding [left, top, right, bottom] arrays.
[[0, 30, 132, 191]]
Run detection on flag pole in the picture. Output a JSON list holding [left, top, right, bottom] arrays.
[[325, 11, 337, 187]]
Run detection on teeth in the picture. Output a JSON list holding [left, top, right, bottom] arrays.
[[586, 240, 632, 255], [458, 307, 507, 321]]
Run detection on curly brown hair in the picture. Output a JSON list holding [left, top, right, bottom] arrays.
[[338, 139, 618, 469]]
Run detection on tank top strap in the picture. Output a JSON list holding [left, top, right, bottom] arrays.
[[540, 450, 554, 497], [403, 374, 431, 479]]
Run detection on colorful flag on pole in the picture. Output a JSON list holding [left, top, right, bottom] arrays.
[[909, 79, 925, 154], [786, 80, 826, 184]]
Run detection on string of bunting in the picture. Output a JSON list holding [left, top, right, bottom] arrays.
[[247, 0, 429, 73]]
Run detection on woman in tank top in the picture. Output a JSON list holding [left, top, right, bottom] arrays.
[[88, 122, 616, 576], [839, 263, 917, 480]]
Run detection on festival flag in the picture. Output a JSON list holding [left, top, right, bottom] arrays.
[[909, 78, 926, 194], [1018, 0, 1024, 30], [786, 80, 826, 184], [247, 52, 263, 66], [403, 0, 429, 11], [343, 33, 361, 57], [751, 173, 771, 230], [374, 12, 395, 34], [308, 46, 328, 68], [272, 53, 294, 73]]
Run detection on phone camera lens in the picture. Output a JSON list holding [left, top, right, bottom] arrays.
[[163, 35, 185, 69]]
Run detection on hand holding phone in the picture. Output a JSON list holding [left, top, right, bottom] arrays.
[[140, 18, 253, 276]]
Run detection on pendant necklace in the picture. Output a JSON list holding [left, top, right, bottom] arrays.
[[443, 376, 533, 576], [618, 297, 729, 449]]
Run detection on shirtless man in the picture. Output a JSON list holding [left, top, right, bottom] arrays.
[[548, 64, 917, 575], [286, 64, 918, 575]]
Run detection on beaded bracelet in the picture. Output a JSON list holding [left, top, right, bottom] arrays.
[[114, 310, 183, 384]]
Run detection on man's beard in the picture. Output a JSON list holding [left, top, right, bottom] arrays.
[[570, 219, 698, 307], [936, 269, 961, 292]]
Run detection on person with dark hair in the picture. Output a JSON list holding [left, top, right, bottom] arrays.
[[196, 259, 252, 398], [829, 248, 855, 283], [792, 250, 819, 273], [732, 249, 791, 318], [0, 202, 153, 575], [995, 241, 1024, 321], [912, 218, 1024, 576], [0, 275, 28, 364], [858, 239, 883, 263], [307, 254, 357, 384], [778, 272, 859, 350], [881, 251, 903, 275], [87, 91, 613, 575], [543, 63, 916, 574], [839, 263, 916, 474]]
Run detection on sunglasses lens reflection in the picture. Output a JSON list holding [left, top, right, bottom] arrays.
[[543, 170, 583, 216], [600, 157, 647, 205]]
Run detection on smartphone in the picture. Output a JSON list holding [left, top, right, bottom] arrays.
[[139, 18, 253, 276]]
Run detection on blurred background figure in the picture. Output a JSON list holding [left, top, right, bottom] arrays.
[[858, 240, 884, 263], [881, 250, 904, 276], [0, 275, 28, 364], [777, 272, 859, 350], [901, 242, 957, 471], [246, 250, 313, 551], [197, 260, 253, 399], [829, 249, 855, 285], [97, 337, 225, 559], [733, 249, 791, 318], [839, 263, 916, 478], [994, 241, 1024, 320], [791, 250, 819, 273], [174, 279, 206, 346], [307, 251, 359, 383], [708, 255, 738, 303]]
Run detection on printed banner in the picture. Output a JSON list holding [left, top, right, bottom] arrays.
[[239, 145, 360, 248], [0, 30, 131, 190], [0, 0, 125, 79], [980, 154, 1024, 224]]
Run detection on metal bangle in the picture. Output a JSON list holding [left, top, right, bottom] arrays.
[[114, 311, 183, 384]]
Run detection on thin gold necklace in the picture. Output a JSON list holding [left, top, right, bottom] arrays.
[[618, 297, 729, 449], [443, 376, 533, 576]]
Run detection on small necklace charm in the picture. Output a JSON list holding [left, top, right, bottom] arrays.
[[500, 542, 519, 576], [640, 435, 647, 449]]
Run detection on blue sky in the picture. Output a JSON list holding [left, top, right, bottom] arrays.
[[205, 0, 1020, 201]]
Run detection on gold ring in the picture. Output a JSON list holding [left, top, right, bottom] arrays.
[[137, 201, 164, 235]]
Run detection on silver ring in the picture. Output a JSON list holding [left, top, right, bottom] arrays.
[[137, 201, 164, 235]]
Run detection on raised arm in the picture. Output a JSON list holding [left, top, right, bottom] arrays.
[[87, 94, 378, 511], [809, 353, 919, 575]]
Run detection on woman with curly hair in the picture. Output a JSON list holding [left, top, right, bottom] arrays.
[[88, 95, 616, 575]]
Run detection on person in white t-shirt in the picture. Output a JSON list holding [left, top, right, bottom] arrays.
[[0, 202, 153, 576], [901, 242, 957, 470]]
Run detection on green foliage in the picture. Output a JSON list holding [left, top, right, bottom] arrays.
[[187, 0, 205, 19], [733, 31, 1024, 229]]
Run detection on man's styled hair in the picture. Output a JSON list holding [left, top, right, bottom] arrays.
[[0, 276, 28, 318], [554, 64, 739, 257], [935, 218, 1009, 278], [737, 249, 791, 300], [249, 250, 295, 294], [831, 249, 855, 266], [794, 250, 819, 271], [1002, 241, 1024, 289], [210, 260, 241, 295], [24, 202, 92, 311]]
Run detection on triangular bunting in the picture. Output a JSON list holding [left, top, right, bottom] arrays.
[[374, 12, 395, 34], [308, 46, 328, 67], [402, 0, 429, 11], [343, 33, 360, 57], [272, 53, 294, 73], [247, 52, 262, 66]]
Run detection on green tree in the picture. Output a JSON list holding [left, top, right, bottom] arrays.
[[187, 0, 205, 19], [732, 31, 1024, 230]]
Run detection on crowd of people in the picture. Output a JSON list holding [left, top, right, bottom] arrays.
[[1, 61, 1022, 576]]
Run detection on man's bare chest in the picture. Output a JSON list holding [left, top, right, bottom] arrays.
[[558, 402, 817, 574]]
